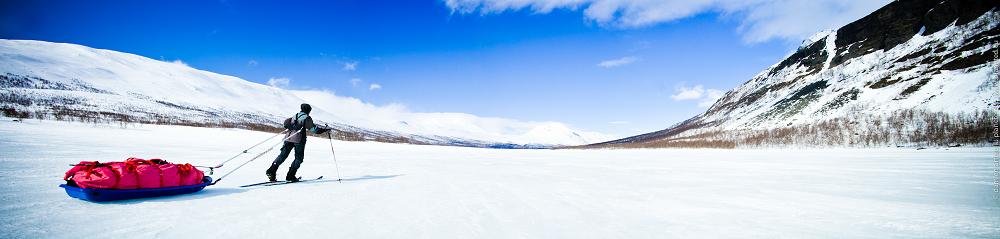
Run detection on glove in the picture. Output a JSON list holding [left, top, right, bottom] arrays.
[[315, 127, 332, 134]]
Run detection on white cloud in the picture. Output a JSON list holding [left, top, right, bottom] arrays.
[[247, 60, 258, 66], [731, 0, 890, 43], [290, 90, 615, 145], [597, 56, 638, 68], [369, 83, 382, 90], [267, 77, 291, 89], [608, 121, 630, 125], [350, 78, 362, 87], [671, 84, 726, 108], [444, 0, 890, 43], [670, 84, 705, 100], [698, 89, 725, 108], [342, 61, 358, 71], [171, 59, 188, 67]]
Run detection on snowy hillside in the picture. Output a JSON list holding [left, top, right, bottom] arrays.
[[0, 40, 610, 147], [1, 119, 997, 238], [594, 0, 999, 148]]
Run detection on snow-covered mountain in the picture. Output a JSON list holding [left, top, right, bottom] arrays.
[[0, 40, 610, 147], [593, 0, 999, 148]]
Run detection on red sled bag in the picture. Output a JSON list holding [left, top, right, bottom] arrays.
[[177, 164, 204, 186], [108, 162, 139, 189], [126, 158, 161, 188], [64, 161, 98, 181], [64, 161, 118, 189], [150, 159, 180, 187]]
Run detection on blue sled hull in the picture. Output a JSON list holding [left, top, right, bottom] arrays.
[[60, 176, 212, 202]]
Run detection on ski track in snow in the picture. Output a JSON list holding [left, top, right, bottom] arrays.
[[0, 119, 997, 238]]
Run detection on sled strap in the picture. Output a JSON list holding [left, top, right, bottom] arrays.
[[209, 130, 306, 185], [196, 129, 288, 173], [211, 142, 280, 185]]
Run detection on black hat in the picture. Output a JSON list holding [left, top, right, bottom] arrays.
[[300, 103, 312, 114]]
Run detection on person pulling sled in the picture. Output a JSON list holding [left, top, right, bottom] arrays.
[[266, 103, 331, 182]]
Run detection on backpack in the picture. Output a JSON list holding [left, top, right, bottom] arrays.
[[283, 112, 310, 143], [284, 112, 308, 131]]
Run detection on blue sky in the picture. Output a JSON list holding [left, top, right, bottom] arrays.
[[0, 0, 888, 137]]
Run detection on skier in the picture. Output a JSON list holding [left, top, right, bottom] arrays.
[[266, 103, 331, 182]]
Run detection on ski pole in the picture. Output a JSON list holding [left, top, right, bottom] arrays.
[[327, 129, 342, 182]]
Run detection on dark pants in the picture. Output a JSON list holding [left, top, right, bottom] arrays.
[[266, 141, 305, 178]]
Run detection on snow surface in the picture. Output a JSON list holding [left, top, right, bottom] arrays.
[[0, 39, 611, 146], [1, 119, 997, 238]]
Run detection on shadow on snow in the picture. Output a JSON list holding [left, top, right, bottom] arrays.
[[303, 174, 404, 184], [86, 174, 404, 204]]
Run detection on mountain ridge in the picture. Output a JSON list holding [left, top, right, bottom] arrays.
[[588, 0, 999, 148], [0, 39, 608, 148]]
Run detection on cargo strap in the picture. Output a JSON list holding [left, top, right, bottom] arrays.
[[195, 129, 289, 175], [208, 130, 304, 185]]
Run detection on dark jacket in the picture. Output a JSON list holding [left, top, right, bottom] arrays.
[[284, 112, 317, 144]]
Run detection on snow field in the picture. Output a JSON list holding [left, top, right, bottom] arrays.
[[0, 119, 997, 238]]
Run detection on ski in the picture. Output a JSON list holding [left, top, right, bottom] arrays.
[[263, 176, 324, 187], [240, 176, 323, 187], [240, 180, 285, 187]]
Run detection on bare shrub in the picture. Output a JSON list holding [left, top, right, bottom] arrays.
[[602, 108, 997, 149]]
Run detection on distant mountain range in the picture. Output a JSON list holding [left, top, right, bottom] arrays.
[[0, 40, 609, 148], [590, 0, 999, 148]]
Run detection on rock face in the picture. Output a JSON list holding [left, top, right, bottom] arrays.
[[593, 0, 1000, 148], [832, 0, 999, 67]]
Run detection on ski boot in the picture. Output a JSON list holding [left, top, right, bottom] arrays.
[[285, 167, 300, 182]]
